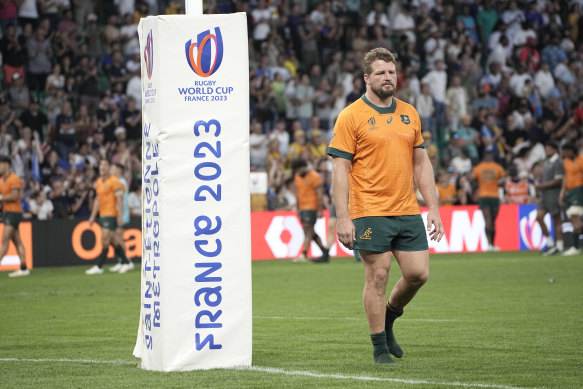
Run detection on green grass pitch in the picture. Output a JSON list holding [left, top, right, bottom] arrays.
[[1, 251, 582, 388]]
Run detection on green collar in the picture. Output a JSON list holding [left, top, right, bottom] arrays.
[[361, 94, 397, 114]]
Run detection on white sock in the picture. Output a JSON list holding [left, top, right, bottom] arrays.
[[557, 240, 564, 251], [547, 236, 555, 247]]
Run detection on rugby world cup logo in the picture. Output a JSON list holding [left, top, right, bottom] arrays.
[[185, 27, 224, 77], [144, 30, 154, 80], [519, 208, 552, 250]]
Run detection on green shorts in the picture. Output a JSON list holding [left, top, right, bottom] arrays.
[[478, 197, 500, 218], [2, 212, 22, 228], [353, 215, 428, 253], [98, 216, 118, 231], [298, 210, 317, 226], [566, 186, 583, 208]]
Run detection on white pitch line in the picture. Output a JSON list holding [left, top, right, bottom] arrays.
[[0, 357, 136, 365], [237, 366, 539, 389], [0, 358, 540, 389], [253, 315, 457, 322]]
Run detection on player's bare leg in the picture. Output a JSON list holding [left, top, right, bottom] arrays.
[[112, 228, 132, 273], [86, 229, 115, 275], [386, 250, 429, 358], [294, 223, 314, 262], [0, 225, 14, 259], [11, 230, 26, 267], [326, 216, 337, 252], [537, 209, 561, 254], [360, 249, 394, 364], [110, 228, 125, 272], [552, 214, 563, 252], [4, 226, 29, 277]]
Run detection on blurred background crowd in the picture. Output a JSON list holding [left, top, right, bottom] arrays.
[[0, 0, 582, 218]]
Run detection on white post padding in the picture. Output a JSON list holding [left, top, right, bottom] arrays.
[[134, 13, 251, 371]]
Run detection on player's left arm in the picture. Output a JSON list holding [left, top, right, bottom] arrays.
[[497, 165, 506, 187], [315, 184, 325, 218], [413, 148, 444, 242], [0, 187, 21, 202], [115, 188, 124, 226], [0, 176, 22, 202]]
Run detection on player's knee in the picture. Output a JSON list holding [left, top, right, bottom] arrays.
[[407, 270, 429, 287], [370, 268, 389, 287]]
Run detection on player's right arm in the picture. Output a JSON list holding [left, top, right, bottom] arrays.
[[88, 195, 99, 226], [332, 157, 354, 249]]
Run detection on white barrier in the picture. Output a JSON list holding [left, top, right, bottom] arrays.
[[133, 11, 251, 371]]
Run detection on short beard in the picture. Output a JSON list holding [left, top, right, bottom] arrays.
[[371, 84, 394, 100]]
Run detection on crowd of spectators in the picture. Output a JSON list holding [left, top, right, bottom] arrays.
[[0, 0, 582, 218], [247, 0, 583, 212]]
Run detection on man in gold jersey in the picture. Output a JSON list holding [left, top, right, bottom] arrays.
[[0, 155, 29, 278], [559, 143, 583, 256], [471, 150, 506, 251], [328, 48, 444, 364], [291, 158, 329, 263], [85, 159, 132, 275]]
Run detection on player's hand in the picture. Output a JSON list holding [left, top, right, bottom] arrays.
[[558, 196, 564, 207], [117, 216, 123, 227], [426, 207, 444, 242], [336, 216, 355, 250], [317, 209, 323, 219], [88, 217, 94, 226]]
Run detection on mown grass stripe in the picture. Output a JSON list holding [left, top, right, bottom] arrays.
[[253, 315, 457, 322], [0, 358, 540, 389]]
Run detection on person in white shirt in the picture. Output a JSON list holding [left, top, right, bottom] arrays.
[[268, 119, 290, 157], [251, 0, 273, 49], [512, 20, 537, 47], [445, 75, 468, 131], [421, 60, 447, 104], [421, 60, 447, 132], [284, 75, 299, 123], [416, 83, 435, 137], [509, 64, 533, 97], [391, 5, 416, 44], [115, 0, 135, 18], [126, 73, 142, 107], [423, 28, 446, 70], [366, 1, 389, 28], [250, 120, 269, 170], [511, 101, 533, 130], [29, 190, 54, 220], [501, 0, 525, 37], [450, 148, 473, 176], [553, 57, 575, 85], [18, 0, 39, 25], [309, 2, 326, 26], [487, 34, 512, 68], [119, 13, 139, 57]]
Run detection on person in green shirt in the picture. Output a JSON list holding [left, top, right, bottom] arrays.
[[477, 1, 499, 44]]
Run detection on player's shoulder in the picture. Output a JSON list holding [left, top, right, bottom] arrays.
[[394, 97, 417, 113], [394, 98, 421, 123], [8, 173, 22, 185]]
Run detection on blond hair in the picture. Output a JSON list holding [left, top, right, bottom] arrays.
[[363, 48, 397, 75]]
